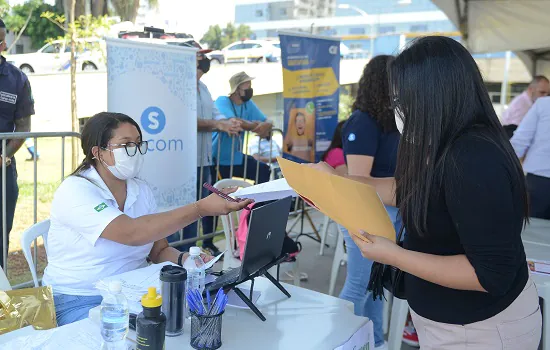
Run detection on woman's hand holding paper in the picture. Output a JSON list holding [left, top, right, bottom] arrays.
[[305, 161, 337, 175], [350, 230, 402, 265]]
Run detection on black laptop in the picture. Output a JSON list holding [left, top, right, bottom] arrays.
[[206, 197, 292, 292]]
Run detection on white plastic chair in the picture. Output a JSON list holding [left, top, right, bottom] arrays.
[[387, 297, 410, 350], [20, 220, 50, 288], [328, 225, 348, 296], [214, 179, 252, 271], [319, 215, 338, 256], [383, 289, 393, 335], [0, 266, 11, 291]]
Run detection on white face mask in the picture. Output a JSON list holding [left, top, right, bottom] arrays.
[[394, 110, 404, 134], [102, 147, 144, 180]]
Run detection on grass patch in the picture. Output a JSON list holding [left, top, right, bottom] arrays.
[[6, 137, 80, 286]]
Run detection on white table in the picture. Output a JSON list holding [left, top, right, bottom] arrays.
[[0, 265, 373, 350], [522, 218, 550, 350]]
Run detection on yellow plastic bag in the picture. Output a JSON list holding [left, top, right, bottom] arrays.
[[0, 286, 57, 335]]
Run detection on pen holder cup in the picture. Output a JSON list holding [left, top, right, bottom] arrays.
[[190, 311, 224, 350]]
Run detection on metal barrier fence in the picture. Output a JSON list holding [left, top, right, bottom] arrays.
[[1, 131, 80, 289], [2, 128, 290, 287]]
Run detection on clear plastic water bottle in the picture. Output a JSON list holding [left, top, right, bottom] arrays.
[[100, 280, 129, 350], [183, 246, 206, 315]]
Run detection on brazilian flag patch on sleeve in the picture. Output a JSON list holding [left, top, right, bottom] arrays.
[[94, 202, 108, 212]]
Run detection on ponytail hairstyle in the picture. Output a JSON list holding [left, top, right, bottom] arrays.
[[72, 112, 142, 176]]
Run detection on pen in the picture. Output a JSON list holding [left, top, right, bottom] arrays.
[[203, 183, 252, 211]]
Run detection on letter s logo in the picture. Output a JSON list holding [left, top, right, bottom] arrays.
[[148, 111, 160, 130], [329, 45, 338, 55], [141, 106, 166, 135]]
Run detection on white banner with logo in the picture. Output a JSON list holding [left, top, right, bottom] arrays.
[[106, 38, 197, 211]]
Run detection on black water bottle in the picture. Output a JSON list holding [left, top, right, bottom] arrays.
[[136, 287, 166, 350]]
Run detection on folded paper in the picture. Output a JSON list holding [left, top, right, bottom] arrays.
[[278, 157, 396, 242]]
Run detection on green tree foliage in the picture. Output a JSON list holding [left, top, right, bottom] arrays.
[[339, 90, 355, 121], [5, 1, 64, 50], [200, 23, 253, 50], [0, 0, 9, 17], [41, 11, 113, 57]]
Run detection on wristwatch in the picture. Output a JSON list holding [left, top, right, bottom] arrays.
[[177, 252, 187, 267]]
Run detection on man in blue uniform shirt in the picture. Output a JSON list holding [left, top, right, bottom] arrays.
[[213, 71, 272, 184], [0, 19, 34, 268]]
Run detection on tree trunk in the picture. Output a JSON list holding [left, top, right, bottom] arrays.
[[130, 0, 140, 23], [55, 0, 64, 12], [7, 8, 34, 54], [91, 0, 106, 17], [111, 0, 140, 22], [69, 0, 79, 170], [63, 0, 70, 29], [75, 0, 86, 18]]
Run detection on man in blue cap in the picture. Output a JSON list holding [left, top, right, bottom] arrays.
[[0, 18, 34, 268]]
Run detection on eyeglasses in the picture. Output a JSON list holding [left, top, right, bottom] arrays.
[[107, 141, 149, 156]]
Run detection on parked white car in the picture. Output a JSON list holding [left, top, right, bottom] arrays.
[[208, 40, 281, 64], [6, 38, 106, 74]]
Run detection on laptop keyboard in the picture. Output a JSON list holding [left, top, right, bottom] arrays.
[[207, 268, 241, 291]]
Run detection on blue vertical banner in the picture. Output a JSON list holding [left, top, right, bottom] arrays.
[[279, 32, 340, 163]]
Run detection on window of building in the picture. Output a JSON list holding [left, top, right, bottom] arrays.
[[15, 44, 23, 54], [349, 43, 362, 50], [349, 27, 366, 35], [410, 24, 428, 32], [255, 10, 263, 17], [280, 8, 287, 16], [378, 26, 395, 34]]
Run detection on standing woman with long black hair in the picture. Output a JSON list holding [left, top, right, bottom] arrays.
[[313, 36, 542, 349]]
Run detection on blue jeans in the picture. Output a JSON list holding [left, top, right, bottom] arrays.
[[339, 205, 403, 347], [54, 293, 103, 326], [168, 166, 215, 252]]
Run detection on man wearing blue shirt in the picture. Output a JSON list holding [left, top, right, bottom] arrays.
[[511, 96, 550, 219], [0, 19, 34, 268], [213, 72, 272, 183]]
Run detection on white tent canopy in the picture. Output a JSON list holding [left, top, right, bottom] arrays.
[[432, 0, 550, 77]]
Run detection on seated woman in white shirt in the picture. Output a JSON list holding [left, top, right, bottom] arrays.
[[42, 112, 252, 326]]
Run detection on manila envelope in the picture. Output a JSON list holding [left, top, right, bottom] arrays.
[[278, 157, 396, 242]]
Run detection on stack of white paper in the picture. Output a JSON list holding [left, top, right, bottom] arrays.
[[231, 178, 297, 203]]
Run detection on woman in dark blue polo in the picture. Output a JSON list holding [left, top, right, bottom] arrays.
[[338, 55, 406, 349]]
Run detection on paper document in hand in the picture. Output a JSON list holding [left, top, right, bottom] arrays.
[[232, 178, 297, 203], [278, 157, 396, 242], [204, 250, 226, 270]]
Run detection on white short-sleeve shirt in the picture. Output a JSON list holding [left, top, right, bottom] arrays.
[[42, 167, 157, 296]]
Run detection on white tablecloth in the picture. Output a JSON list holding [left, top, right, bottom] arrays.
[[0, 264, 373, 350]]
